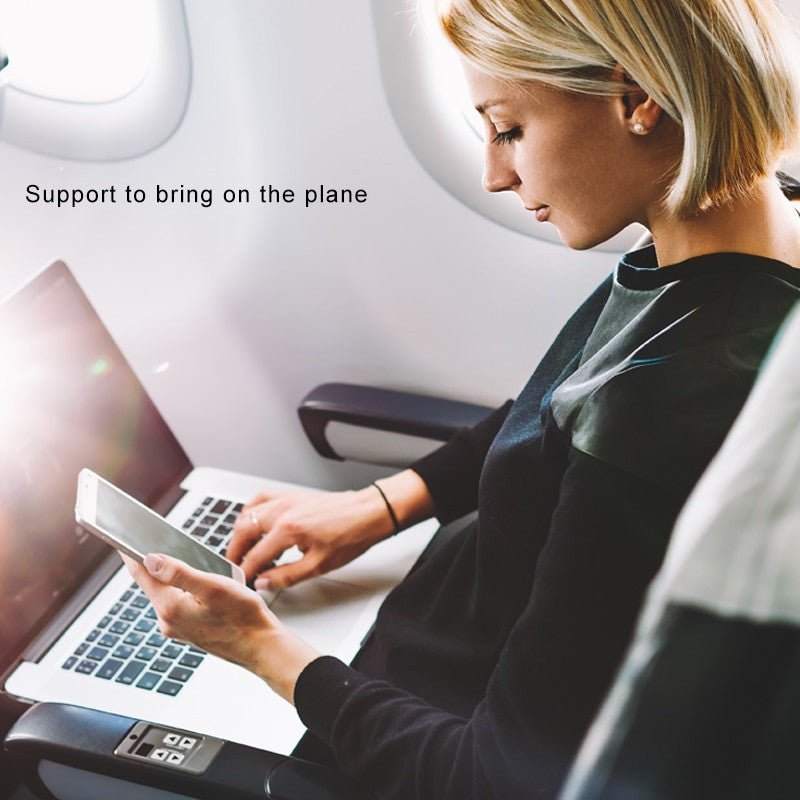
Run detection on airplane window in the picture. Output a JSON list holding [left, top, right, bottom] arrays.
[[371, 0, 646, 252], [0, 0, 154, 103], [372, 0, 800, 251], [0, 0, 190, 160]]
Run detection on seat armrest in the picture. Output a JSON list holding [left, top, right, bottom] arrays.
[[298, 382, 493, 463], [4, 703, 372, 800]]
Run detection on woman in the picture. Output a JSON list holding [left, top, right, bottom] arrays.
[[126, 0, 800, 797]]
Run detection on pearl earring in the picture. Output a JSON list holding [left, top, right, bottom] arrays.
[[633, 122, 646, 134]]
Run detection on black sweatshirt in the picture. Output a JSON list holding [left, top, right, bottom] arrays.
[[294, 241, 800, 799]]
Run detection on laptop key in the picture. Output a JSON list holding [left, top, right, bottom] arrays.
[[74, 643, 89, 656], [233, 502, 244, 513], [207, 535, 223, 547], [110, 621, 130, 635], [151, 659, 171, 673], [97, 616, 112, 629], [87, 646, 109, 662], [191, 507, 203, 517], [98, 633, 119, 648], [131, 595, 150, 609], [110, 603, 123, 615], [120, 608, 140, 621], [123, 632, 144, 646], [224, 513, 237, 525], [157, 680, 183, 696], [76, 660, 99, 675], [85, 629, 101, 642], [145, 608, 158, 620], [201, 497, 213, 506], [62, 657, 78, 670], [134, 619, 155, 633], [201, 515, 218, 527], [147, 633, 167, 648], [179, 654, 204, 669], [136, 647, 158, 661], [182, 518, 194, 530], [121, 590, 134, 602], [168, 667, 193, 683], [211, 499, 231, 515], [191, 526, 209, 538], [162, 644, 183, 659], [116, 660, 146, 685], [113, 645, 134, 660], [97, 659, 124, 680], [137, 672, 161, 691]]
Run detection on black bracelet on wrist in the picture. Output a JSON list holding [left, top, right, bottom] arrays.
[[372, 481, 401, 536]]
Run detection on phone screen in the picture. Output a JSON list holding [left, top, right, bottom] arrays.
[[94, 478, 236, 579]]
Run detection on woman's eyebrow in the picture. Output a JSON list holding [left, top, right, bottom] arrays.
[[475, 99, 506, 114]]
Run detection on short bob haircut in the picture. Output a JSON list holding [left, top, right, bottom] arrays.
[[429, 0, 800, 218]]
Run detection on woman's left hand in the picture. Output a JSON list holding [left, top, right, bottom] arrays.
[[122, 553, 320, 704]]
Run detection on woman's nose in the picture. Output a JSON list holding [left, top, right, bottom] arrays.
[[482, 148, 520, 193]]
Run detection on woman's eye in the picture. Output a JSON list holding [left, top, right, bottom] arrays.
[[493, 126, 521, 145]]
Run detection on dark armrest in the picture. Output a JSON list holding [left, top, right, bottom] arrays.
[[298, 382, 493, 461], [4, 703, 372, 800]]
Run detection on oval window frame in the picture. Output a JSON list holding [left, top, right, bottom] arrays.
[[0, 0, 191, 161], [370, 0, 647, 253]]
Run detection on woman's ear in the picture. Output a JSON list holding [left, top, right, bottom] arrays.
[[610, 64, 664, 136]]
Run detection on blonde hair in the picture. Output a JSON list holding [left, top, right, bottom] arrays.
[[429, 0, 800, 217]]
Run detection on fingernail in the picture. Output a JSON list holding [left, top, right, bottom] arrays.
[[254, 577, 273, 590], [144, 553, 164, 573]]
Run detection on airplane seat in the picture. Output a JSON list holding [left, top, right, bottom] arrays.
[[3, 386, 493, 799], [559, 299, 800, 800]]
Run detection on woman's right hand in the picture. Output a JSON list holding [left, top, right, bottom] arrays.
[[225, 470, 435, 590]]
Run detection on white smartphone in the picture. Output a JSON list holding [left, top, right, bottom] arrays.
[[75, 468, 245, 584]]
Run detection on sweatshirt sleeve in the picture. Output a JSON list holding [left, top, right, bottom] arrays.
[[293, 361, 753, 800], [408, 399, 513, 524]]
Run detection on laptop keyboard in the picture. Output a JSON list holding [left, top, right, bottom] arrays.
[[60, 496, 244, 696]]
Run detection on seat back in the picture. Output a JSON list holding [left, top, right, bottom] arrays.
[[561, 299, 800, 799]]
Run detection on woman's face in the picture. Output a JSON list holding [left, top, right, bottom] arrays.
[[463, 62, 677, 249]]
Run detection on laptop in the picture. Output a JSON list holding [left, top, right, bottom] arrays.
[[0, 260, 438, 755]]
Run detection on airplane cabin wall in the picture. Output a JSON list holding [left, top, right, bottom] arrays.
[[0, 0, 613, 490]]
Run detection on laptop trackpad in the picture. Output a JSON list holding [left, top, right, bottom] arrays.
[[267, 578, 378, 655]]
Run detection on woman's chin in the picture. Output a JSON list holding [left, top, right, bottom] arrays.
[[557, 223, 624, 251], [553, 226, 594, 251]]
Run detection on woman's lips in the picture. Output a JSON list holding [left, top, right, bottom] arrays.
[[526, 206, 550, 222], [532, 205, 550, 222]]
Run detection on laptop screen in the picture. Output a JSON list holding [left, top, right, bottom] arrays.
[[0, 261, 192, 675]]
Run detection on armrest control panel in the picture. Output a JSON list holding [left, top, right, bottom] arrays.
[[114, 720, 224, 775]]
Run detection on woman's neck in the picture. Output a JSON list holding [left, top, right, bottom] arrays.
[[647, 176, 800, 268]]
